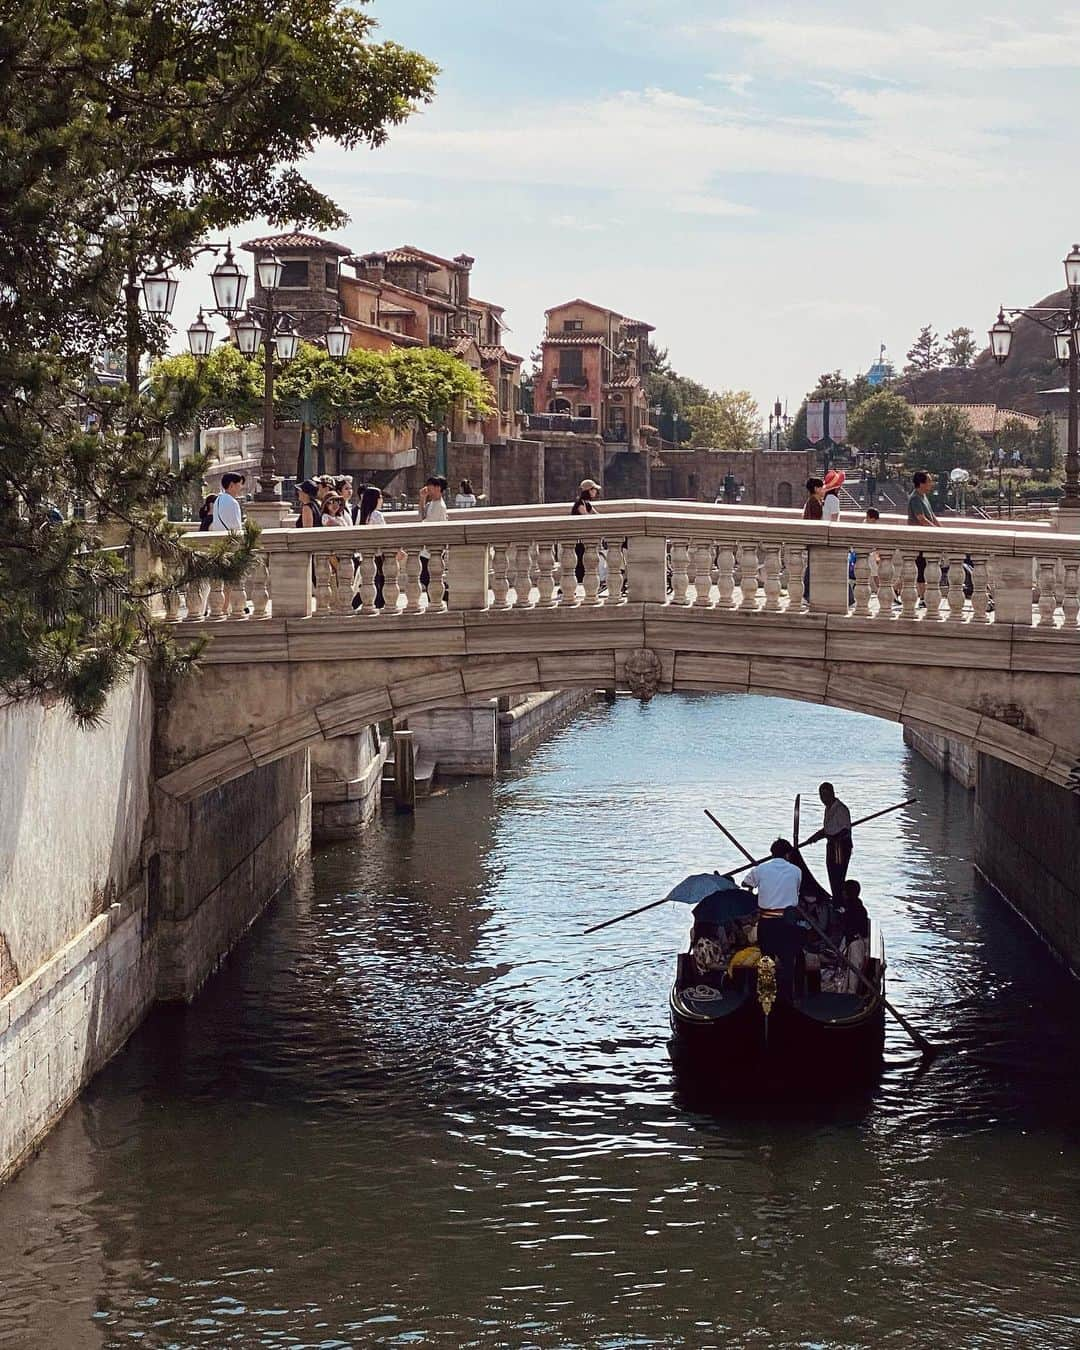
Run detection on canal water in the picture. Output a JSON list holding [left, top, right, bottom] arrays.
[[1, 696, 1078, 1349]]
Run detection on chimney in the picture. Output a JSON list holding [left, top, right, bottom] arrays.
[[359, 251, 386, 282], [453, 253, 474, 325]]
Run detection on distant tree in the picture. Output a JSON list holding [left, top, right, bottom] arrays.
[[906, 406, 983, 484], [646, 344, 710, 444], [1031, 414, 1059, 472], [944, 326, 978, 368], [687, 390, 761, 451], [905, 325, 944, 373], [847, 390, 915, 477], [788, 370, 875, 449]]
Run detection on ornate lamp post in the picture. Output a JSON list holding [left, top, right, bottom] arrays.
[[989, 243, 1080, 525]]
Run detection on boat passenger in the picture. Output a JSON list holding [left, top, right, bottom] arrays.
[[839, 880, 870, 994], [743, 838, 805, 1000]]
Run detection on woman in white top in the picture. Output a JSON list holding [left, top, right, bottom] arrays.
[[454, 477, 477, 509], [821, 469, 845, 522], [321, 493, 349, 526]]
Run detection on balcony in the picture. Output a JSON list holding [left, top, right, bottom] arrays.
[[525, 413, 599, 435], [551, 375, 588, 389]]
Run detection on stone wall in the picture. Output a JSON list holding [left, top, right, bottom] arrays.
[[407, 701, 497, 776], [153, 750, 311, 1001], [497, 689, 595, 762], [974, 755, 1080, 975], [651, 448, 814, 507], [489, 439, 545, 504], [541, 434, 606, 502], [902, 723, 977, 789], [311, 727, 387, 839], [446, 440, 491, 501]]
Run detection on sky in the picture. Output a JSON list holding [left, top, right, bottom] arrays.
[[173, 1, 1080, 414]]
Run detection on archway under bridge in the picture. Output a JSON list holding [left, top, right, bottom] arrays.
[[154, 634, 1079, 804]]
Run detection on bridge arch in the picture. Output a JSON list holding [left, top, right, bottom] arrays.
[[155, 645, 1075, 804]]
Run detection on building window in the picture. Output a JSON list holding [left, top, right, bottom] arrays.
[[430, 312, 446, 335], [563, 319, 583, 331], [548, 397, 572, 414], [500, 377, 511, 411], [278, 259, 309, 288], [558, 349, 584, 383], [577, 404, 593, 418], [325, 261, 338, 290]]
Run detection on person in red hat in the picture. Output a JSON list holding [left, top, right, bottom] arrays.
[[822, 468, 845, 521]]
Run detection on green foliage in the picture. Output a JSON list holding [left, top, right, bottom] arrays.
[[646, 344, 710, 444], [906, 406, 983, 482], [994, 415, 1036, 462], [847, 391, 916, 468], [686, 390, 761, 451], [1031, 414, 1059, 473], [944, 326, 978, 368], [0, 0, 436, 722], [905, 325, 944, 373]]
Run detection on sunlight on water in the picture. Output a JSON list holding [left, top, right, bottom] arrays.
[[0, 695, 1077, 1348]]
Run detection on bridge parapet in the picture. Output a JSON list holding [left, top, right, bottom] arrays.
[[172, 505, 1080, 633]]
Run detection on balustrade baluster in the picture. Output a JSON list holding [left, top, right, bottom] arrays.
[[382, 550, 401, 614], [877, 549, 896, 617], [314, 557, 334, 613], [852, 552, 871, 617], [513, 542, 533, 608], [692, 542, 713, 607], [738, 543, 759, 610], [1038, 559, 1057, 624], [1063, 560, 1080, 626], [939, 554, 961, 621], [971, 558, 989, 621], [899, 552, 919, 618], [536, 542, 558, 607], [164, 589, 181, 623], [428, 548, 447, 613], [250, 565, 270, 618], [763, 544, 782, 612], [403, 549, 423, 613], [184, 579, 205, 622], [357, 552, 378, 616], [606, 537, 624, 604], [491, 544, 511, 610], [582, 542, 603, 605], [670, 540, 690, 605], [333, 553, 355, 613], [782, 543, 804, 612], [228, 575, 249, 619], [716, 543, 736, 609], [558, 541, 579, 605], [207, 578, 227, 620], [710, 546, 721, 591]]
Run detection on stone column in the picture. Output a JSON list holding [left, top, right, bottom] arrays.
[[310, 729, 387, 840], [806, 544, 849, 614]]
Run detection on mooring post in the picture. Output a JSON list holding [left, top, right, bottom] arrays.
[[393, 729, 416, 813]]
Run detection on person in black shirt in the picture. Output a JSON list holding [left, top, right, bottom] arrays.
[[839, 879, 870, 993]]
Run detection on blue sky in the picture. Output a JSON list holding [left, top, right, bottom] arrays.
[[175, 1, 1080, 413]]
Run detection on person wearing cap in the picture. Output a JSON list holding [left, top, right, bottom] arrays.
[[822, 468, 844, 522], [570, 479, 602, 590]]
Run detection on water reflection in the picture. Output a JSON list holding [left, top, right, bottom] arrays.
[[0, 695, 1078, 1348]]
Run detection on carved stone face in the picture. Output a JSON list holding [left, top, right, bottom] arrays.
[[624, 648, 663, 702]]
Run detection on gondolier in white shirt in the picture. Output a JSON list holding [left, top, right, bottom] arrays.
[[806, 781, 853, 901], [744, 839, 804, 1000]]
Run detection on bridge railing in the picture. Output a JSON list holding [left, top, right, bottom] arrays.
[[172, 508, 1080, 631]]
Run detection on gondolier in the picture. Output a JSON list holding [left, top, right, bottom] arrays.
[[807, 782, 853, 900]]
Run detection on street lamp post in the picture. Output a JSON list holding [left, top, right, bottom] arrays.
[[989, 243, 1080, 527]]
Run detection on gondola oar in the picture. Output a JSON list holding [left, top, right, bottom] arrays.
[[704, 809, 755, 864], [793, 793, 801, 847], [704, 810, 938, 1060], [582, 799, 916, 936]]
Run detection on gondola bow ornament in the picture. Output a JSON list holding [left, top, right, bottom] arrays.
[[756, 956, 778, 1017]]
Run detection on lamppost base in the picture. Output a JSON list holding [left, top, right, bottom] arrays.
[[246, 498, 292, 530]]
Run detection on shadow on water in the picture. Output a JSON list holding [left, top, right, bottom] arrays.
[[1, 694, 1079, 1349]]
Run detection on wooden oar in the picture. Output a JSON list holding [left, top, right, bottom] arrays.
[[793, 793, 801, 849], [582, 798, 916, 936], [703, 809, 938, 1060], [704, 809, 755, 864]]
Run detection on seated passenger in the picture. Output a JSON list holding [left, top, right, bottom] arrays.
[[744, 839, 804, 999], [839, 879, 870, 993]]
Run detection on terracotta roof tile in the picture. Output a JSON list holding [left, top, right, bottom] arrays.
[[541, 333, 605, 346], [241, 232, 351, 256], [621, 318, 655, 331], [911, 402, 1040, 434], [605, 376, 641, 389]]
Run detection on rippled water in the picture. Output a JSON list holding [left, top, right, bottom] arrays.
[[1, 695, 1078, 1349]]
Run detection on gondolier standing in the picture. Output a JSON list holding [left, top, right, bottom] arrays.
[[807, 782, 853, 900]]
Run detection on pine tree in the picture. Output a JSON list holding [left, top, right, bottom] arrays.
[[0, 0, 436, 723], [945, 326, 978, 368], [905, 326, 945, 372]]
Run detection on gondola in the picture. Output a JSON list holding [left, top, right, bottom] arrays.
[[668, 852, 886, 1079]]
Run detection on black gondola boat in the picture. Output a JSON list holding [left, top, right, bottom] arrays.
[[668, 853, 886, 1080]]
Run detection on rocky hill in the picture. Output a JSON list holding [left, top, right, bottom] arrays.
[[898, 289, 1067, 415]]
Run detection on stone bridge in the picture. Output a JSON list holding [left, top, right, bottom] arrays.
[[155, 500, 1080, 802]]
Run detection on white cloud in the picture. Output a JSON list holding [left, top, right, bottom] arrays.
[[551, 214, 606, 231]]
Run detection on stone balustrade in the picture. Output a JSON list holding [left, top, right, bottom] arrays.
[[173, 505, 1080, 633]]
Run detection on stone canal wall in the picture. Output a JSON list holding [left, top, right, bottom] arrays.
[[0, 670, 313, 1182], [974, 755, 1080, 976], [498, 689, 595, 761], [904, 724, 1079, 974]]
